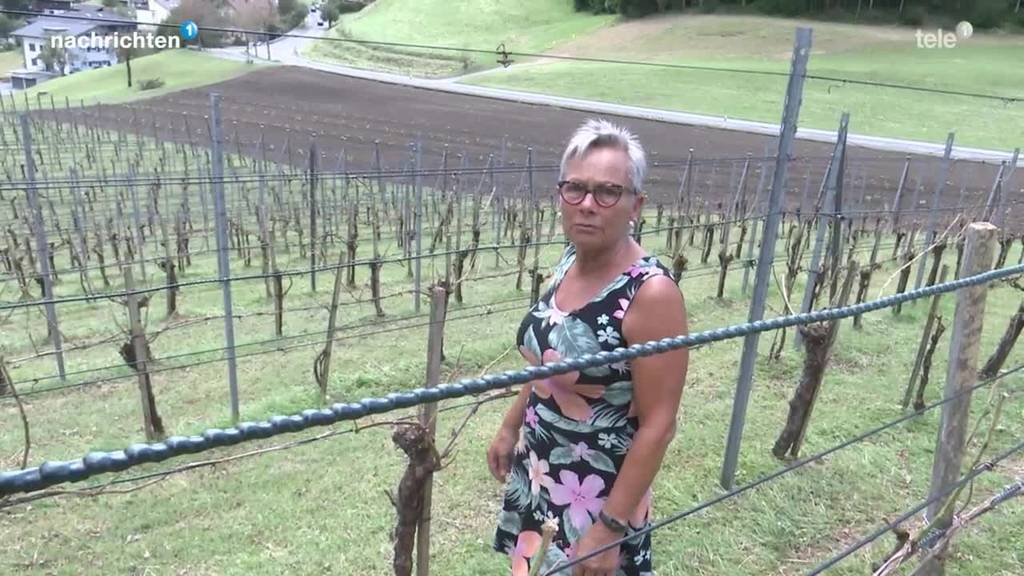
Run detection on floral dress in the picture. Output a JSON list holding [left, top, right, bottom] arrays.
[[493, 244, 673, 576]]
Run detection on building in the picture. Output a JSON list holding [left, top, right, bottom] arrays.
[[135, 0, 179, 31], [9, 10, 136, 89], [32, 0, 79, 14]]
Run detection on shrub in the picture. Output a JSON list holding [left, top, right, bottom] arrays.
[[334, 0, 364, 13], [138, 78, 165, 91], [898, 5, 927, 26], [699, 0, 721, 14], [968, 0, 1010, 29], [754, 0, 804, 17], [285, 1, 308, 30]]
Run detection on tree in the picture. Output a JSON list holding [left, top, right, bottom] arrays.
[[0, 0, 31, 11], [233, 0, 278, 31], [0, 15, 22, 38], [277, 0, 297, 17], [160, 0, 230, 48], [320, 3, 339, 28], [38, 39, 69, 75], [118, 45, 136, 88]]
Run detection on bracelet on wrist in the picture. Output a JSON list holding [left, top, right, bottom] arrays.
[[598, 510, 628, 534]]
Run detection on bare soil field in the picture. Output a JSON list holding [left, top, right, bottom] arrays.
[[59, 65, 1011, 226]]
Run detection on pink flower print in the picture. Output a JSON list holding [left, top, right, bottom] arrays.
[[626, 263, 648, 278], [518, 347, 604, 422], [524, 406, 539, 429], [528, 451, 554, 496], [548, 470, 606, 531], [612, 297, 630, 320], [512, 530, 542, 576], [571, 441, 593, 461]]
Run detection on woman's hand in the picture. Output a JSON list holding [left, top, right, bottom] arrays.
[[572, 522, 621, 576], [487, 425, 518, 481]]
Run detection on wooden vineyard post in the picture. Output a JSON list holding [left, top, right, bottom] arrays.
[[121, 263, 165, 441], [416, 285, 447, 576], [920, 222, 997, 576]]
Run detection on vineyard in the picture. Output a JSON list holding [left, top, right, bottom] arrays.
[[1, 50, 1023, 575]]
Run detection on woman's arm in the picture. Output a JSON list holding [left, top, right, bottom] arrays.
[[487, 382, 533, 481], [573, 275, 688, 573], [603, 275, 689, 520], [500, 382, 533, 432]]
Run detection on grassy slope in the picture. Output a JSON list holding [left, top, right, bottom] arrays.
[[310, 1, 1023, 150], [0, 50, 22, 79], [467, 14, 1024, 151], [1, 124, 1023, 575], [2, 233, 1022, 575], [21, 50, 259, 107], [305, 0, 615, 76]]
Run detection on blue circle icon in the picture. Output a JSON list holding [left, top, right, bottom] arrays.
[[180, 20, 199, 41]]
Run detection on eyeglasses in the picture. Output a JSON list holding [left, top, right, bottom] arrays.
[[557, 180, 632, 208]]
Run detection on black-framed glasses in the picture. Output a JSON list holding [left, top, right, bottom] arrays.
[[557, 180, 631, 208]]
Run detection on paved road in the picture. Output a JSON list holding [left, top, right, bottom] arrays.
[[209, 22, 1021, 168]]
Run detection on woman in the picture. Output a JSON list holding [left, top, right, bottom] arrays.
[[489, 119, 689, 576]]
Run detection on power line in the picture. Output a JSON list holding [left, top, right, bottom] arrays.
[[0, 9, 1019, 104]]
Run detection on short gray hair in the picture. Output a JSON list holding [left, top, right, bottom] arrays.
[[559, 118, 647, 191]]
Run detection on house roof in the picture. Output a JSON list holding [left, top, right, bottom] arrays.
[[12, 18, 101, 38], [11, 10, 135, 38]]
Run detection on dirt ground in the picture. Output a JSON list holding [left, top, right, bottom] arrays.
[[62, 65, 1015, 228]]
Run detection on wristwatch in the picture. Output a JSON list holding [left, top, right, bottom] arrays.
[[598, 510, 627, 534]]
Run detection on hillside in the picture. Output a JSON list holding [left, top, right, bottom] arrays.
[[305, 3, 1024, 150]]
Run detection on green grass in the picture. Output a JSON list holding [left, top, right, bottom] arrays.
[[305, 0, 615, 76], [0, 49, 22, 79], [2, 179, 1024, 573], [465, 14, 1024, 151], [21, 49, 260, 107], [308, 4, 1023, 150], [1, 119, 1023, 574]]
